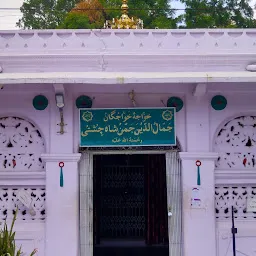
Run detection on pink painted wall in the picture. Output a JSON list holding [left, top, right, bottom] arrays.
[[1, 29, 256, 256]]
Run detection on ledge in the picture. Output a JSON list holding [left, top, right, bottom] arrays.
[[215, 169, 256, 184], [1, 29, 256, 55], [0, 171, 45, 186], [41, 153, 81, 162], [1, 29, 256, 74], [179, 152, 219, 160], [1, 71, 256, 84]]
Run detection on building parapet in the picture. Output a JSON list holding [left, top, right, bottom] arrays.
[[1, 29, 256, 55], [1, 29, 256, 73]]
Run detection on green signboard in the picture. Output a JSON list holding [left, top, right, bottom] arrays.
[[79, 108, 176, 147]]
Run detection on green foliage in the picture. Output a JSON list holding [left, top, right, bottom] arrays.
[[180, 0, 256, 28], [0, 209, 37, 256], [17, 0, 80, 29], [16, 0, 256, 29], [58, 0, 105, 29], [58, 13, 97, 29], [18, 0, 177, 29], [101, 0, 177, 29]]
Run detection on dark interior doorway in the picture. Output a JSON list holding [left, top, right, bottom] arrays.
[[93, 154, 169, 256]]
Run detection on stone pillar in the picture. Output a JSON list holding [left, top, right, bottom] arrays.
[[179, 152, 218, 256], [166, 152, 182, 256], [185, 94, 210, 152], [41, 153, 81, 256], [79, 153, 93, 256]]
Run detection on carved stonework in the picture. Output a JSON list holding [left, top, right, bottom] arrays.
[[215, 186, 256, 220], [214, 116, 256, 169], [0, 117, 45, 171], [0, 188, 46, 220]]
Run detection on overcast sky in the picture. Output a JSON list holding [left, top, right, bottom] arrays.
[[0, 0, 255, 30]]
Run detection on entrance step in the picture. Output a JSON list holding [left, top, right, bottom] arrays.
[[94, 246, 169, 256]]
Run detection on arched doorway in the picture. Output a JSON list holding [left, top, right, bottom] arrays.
[[93, 154, 168, 255], [214, 115, 256, 170]]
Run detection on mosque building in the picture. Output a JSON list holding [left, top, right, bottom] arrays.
[[0, 1, 256, 256]]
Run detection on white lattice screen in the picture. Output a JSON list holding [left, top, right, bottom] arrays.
[[0, 117, 45, 171], [214, 116, 256, 170], [0, 187, 46, 221], [215, 186, 256, 220], [214, 115, 256, 218], [0, 116, 46, 255], [214, 115, 256, 256]]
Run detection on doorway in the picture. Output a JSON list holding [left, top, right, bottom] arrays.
[[93, 154, 169, 256]]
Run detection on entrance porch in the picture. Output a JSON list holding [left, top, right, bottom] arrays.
[[93, 154, 168, 256], [79, 150, 182, 256]]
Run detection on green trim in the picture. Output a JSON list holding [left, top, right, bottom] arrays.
[[211, 95, 227, 111], [76, 95, 92, 109], [33, 95, 48, 110], [60, 167, 64, 187], [167, 97, 183, 112], [197, 166, 201, 186]]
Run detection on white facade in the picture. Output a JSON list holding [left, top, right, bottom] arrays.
[[0, 29, 256, 256], [0, 0, 23, 30]]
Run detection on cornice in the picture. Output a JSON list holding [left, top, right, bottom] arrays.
[[1, 54, 255, 73], [0, 171, 46, 186], [1, 29, 256, 74], [2, 71, 256, 85], [215, 170, 256, 184], [41, 153, 81, 162], [1, 29, 256, 56], [179, 152, 219, 160]]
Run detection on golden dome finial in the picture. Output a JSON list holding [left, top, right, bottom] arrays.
[[104, 0, 143, 29], [121, 0, 128, 13]]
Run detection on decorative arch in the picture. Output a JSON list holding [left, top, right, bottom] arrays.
[[214, 115, 256, 169], [0, 116, 45, 171]]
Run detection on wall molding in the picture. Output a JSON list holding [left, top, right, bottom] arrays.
[[2, 72, 256, 85], [41, 153, 81, 162], [1, 29, 256, 74], [215, 169, 256, 185], [0, 171, 45, 186], [1, 54, 255, 74], [179, 152, 219, 160]]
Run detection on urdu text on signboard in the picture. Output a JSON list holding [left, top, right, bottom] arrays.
[[79, 108, 176, 147]]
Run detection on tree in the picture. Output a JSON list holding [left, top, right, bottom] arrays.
[[59, 0, 105, 29], [18, 0, 177, 29], [102, 0, 177, 29], [181, 0, 256, 28], [17, 0, 80, 29]]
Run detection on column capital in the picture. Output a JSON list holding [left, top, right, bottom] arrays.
[[41, 153, 81, 162], [179, 152, 218, 161]]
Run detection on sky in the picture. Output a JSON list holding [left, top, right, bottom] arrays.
[[0, 0, 255, 30]]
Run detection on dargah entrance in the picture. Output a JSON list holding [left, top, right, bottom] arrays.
[[79, 107, 182, 256], [93, 154, 168, 256]]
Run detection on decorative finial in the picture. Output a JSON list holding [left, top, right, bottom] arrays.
[[121, 0, 129, 15], [104, 0, 143, 29]]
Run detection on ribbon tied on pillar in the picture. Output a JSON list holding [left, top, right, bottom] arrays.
[[195, 160, 201, 186], [59, 162, 64, 187]]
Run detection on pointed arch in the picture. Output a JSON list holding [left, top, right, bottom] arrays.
[[213, 115, 256, 169], [0, 116, 46, 171]]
